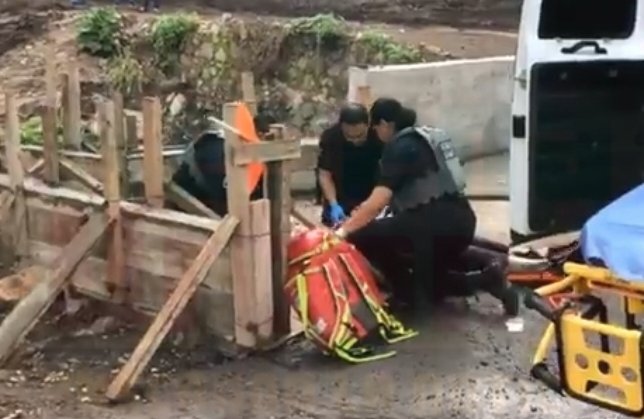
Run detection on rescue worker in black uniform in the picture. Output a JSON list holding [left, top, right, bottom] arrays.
[[317, 103, 383, 227], [335, 98, 516, 313], [170, 115, 272, 216]]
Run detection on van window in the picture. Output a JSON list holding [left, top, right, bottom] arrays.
[[538, 0, 636, 39]]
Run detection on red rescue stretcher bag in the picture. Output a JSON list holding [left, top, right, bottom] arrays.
[[285, 228, 417, 363]]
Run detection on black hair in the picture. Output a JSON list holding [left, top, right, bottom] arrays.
[[253, 113, 275, 134], [369, 97, 403, 125], [395, 107, 417, 131], [339, 102, 369, 125]]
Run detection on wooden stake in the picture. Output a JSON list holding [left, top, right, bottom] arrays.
[[112, 92, 129, 198], [357, 85, 373, 109], [224, 103, 273, 347], [59, 158, 104, 194], [0, 213, 111, 365], [42, 48, 59, 184], [99, 99, 125, 300], [266, 124, 291, 336], [62, 61, 82, 149], [105, 214, 239, 402], [142, 97, 164, 207], [4, 93, 28, 259], [241, 72, 257, 116]]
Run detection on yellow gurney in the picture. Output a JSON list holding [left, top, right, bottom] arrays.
[[525, 262, 644, 417]]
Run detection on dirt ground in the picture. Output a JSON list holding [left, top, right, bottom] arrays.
[[0, 156, 624, 419], [0, 2, 618, 419]]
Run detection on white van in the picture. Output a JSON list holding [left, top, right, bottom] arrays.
[[509, 0, 644, 243]]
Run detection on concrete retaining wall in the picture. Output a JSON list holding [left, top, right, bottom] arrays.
[[348, 56, 515, 161]]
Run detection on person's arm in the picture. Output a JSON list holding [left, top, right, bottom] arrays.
[[316, 131, 339, 204], [338, 186, 392, 235]]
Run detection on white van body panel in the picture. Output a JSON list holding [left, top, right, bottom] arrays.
[[510, 0, 644, 240]]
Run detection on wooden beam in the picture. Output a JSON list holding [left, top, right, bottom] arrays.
[[224, 103, 273, 347], [42, 47, 59, 184], [164, 181, 220, 219], [26, 158, 45, 176], [0, 191, 14, 224], [119, 201, 220, 232], [142, 97, 164, 207], [0, 172, 106, 207], [240, 72, 257, 116], [100, 99, 125, 300], [266, 124, 291, 336], [62, 61, 82, 149], [4, 92, 28, 259], [105, 214, 239, 402], [0, 213, 112, 365], [233, 140, 301, 166], [59, 158, 104, 194]]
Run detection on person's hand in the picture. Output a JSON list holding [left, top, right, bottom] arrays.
[[328, 203, 346, 224]]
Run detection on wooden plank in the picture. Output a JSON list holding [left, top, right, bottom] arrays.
[[26, 158, 45, 175], [233, 141, 301, 166], [105, 214, 239, 402], [0, 213, 111, 365], [267, 125, 291, 336], [224, 103, 263, 347], [62, 61, 82, 149], [100, 98, 125, 299], [42, 47, 59, 184], [0, 172, 106, 207], [164, 181, 220, 219], [142, 97, 164, 207], [0, 191, 14, 223], [4, 92, 28, 259], [120, 201, 220, 232], [59, 158, 104, 193], [240, 72, 257, 116]]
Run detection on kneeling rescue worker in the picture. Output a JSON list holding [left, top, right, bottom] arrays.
[[317, 102, 383, 227], [334, 98, 516, 312]]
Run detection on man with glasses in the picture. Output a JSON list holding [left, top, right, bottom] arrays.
[[317, 103, 383, 227]]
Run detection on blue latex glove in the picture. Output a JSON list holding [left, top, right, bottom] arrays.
[[328, 203, 346, 225]]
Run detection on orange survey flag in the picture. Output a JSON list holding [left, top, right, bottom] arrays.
[[233, 102, 265, 194]]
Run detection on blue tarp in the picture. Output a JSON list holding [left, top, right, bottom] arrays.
[[581, 183, 644, 282]]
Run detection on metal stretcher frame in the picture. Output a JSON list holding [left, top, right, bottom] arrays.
[[525, 262, 644, 417]]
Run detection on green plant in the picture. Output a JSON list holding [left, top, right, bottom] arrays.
[[107, 51, 144, 96], [20, 115, 64, 146], [357, 31, 422, 64], [289, 14, 348, 45], [150, 13, 199, 74], [76, 7, 126, 58]]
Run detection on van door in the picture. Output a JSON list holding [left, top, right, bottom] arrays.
[[510, 0, 644, 244]]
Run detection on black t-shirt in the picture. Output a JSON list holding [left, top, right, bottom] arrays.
[[317, 123, 383, 209]]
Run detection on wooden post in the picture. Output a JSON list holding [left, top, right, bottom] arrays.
[[105, 215, 238, 402], [241, 72, 257, 116], [112, 92, 129, 198], [62, 60, 82, 149], [142, 97, 164, 207], [266, 124, 291, 336], [42, 47, 59, 184], [99, 99, 125, 300], [4, 93, 28, 260], [224, 103, 273, 347], [357, 85, 373, 109]]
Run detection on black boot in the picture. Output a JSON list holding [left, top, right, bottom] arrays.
[[477, 261, 519, 316]]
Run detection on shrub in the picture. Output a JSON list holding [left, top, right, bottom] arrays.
[[289, 14, 349, 47], [150, 13, 199, 74], [107, 51, 144, 96], [357, 31, 422, 64], [76, 7, 126, 58]]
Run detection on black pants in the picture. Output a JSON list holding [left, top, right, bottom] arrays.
[[347, 198, 476, 303]]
